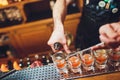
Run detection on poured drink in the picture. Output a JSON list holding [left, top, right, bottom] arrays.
[[55, 59, 66, 69], [94, 49, 108, 69], [82, 54, 94, 66], [67, 52, 82, 73], [52, 52, 68, 74], [108, 50, 120, 68], [68, 56, 81, 68], [80, 50, 95, 71]]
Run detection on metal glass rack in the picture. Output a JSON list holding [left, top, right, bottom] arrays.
[[0, 63, 120, 80]]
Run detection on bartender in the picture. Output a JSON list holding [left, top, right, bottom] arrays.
[[47, 0, 120, 53]]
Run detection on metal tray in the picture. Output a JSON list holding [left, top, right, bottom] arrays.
[[0, 63, 120, 80]]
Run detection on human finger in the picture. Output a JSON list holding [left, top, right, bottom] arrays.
[[100, 34, 116, 44], [100, 35, 120, 49], [110, 22, 120, 34], [91, 42, 108, 50], [63, 44, 71, 54], [51, 45, 56, 52], [99, 24, 118, 39]]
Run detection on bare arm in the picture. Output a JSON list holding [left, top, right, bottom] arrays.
[[53, 0, 72, 30], [48, 0, 73, 53]]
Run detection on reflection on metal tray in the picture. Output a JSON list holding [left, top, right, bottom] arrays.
[[62, 63, 120, 80], [0, 63, 120, 80]]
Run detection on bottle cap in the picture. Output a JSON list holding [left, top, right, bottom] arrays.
[[26, 58, 30, 60], [54, 42, 62, 50], [35, 54, 39, 59], [104, 0, 109, 3], [46, 60, 50, 63], [112, 8, 118, 13], [98, 1, 106, 8], [42, 55, 45, 58]]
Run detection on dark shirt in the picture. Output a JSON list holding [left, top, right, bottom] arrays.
[[75, 0, 120, 49]]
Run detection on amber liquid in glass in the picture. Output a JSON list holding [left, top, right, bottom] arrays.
[[68, 56, 82, 73], [83, 54, 94, 66]]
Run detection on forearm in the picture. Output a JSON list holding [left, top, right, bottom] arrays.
[[53, 0, 72, 31]]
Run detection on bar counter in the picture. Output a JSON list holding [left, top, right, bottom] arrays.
[[76, 72, 120, 80], [1, 63, 120, 80]]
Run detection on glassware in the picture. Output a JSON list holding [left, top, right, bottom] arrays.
[[80, 49, 94, 72], [51, 52, 68, 74], [108, 49, 120, 71], [94, 49, 108, 70], [65, 31, 74, 47], [67, 52, 82, 74]]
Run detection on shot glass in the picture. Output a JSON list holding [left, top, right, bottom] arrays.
[[108, 49, 120, 71], [94, 49, 108, 70], [80, 49, 95, 72], [51, 52, 68, 74], [67, 52, 82, 74]]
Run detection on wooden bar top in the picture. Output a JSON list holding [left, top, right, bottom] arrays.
[[76, 72, 120, 80]]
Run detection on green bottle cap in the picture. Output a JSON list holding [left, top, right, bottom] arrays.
[[104, 0, 109, 3]]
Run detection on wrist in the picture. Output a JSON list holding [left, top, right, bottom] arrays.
[[53, 21, 64, 32]]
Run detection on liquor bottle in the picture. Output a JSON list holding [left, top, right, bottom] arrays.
[[65, 31, 73, 47], [30, 54, 43, 68], [34, 54, 42, 62], [48, 54, 53, 64], [34, 54, 40, 60], [50, 58, 53, 64], [19, 59, 24, 68], [7, 60, 13, 70], [26, 57, 31, 67], [0, 64, 9, 72], [13, 61, 21, 70], [46, 58, 50, 65], [46, 56, 53, 65], [6, 50, 14, 59], [41, 55, 47, 65]]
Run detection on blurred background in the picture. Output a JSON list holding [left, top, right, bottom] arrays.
[[0, 0, 82, 71]]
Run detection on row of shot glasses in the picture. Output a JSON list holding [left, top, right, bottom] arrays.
[[51, 48, 120, 76]]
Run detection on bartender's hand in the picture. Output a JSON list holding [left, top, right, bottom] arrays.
[[92, 22, 120, 50], [47, 25, 71, 53]]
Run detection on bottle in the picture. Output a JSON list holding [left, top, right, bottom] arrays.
[[13, 61, 21, 70], [49, 57, 53, 63], [34, 54, 40, 61], [46, 58, 50, 65], [46, 56, 53, 65], [7, 60, 13, 70], [19, 59, 24, 68], [6, 50, 14, 59], [48, 53, 53, 63], [26, 57, 31, 67], [0, 64, 9, 72], [30, 54, 43, 68], [41, 55, 47, 65]]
